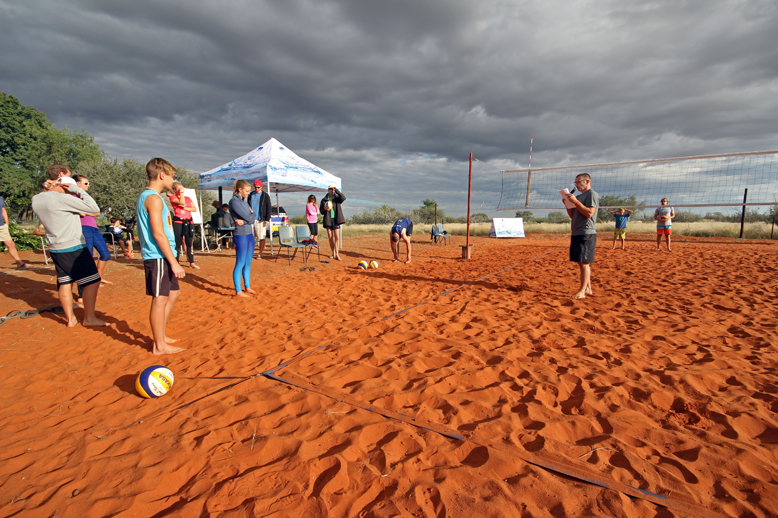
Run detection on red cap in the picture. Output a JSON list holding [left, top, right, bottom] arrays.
[[253, 179, 263, 187]]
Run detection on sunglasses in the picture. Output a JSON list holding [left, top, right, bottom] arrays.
[[78, 181, 90, 186]]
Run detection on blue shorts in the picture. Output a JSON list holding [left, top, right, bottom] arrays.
[[82, 225, 111, 261]]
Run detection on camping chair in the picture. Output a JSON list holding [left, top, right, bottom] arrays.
[[295, 225, 320, 263], [275, 226, 307, 265], [208, 213, 235, 250], [98, 225, 119, 259], [431, 224, 450, 245]]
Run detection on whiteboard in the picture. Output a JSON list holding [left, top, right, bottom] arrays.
[[184, 188, 203, 225], [489, 218, 525, 238]]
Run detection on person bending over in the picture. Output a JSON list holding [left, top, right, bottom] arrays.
[[390, 218, 413, 264]]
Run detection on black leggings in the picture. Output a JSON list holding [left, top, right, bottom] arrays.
[[173, 220, 195, 264]]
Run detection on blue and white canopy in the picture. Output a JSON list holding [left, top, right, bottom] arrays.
[[198, 138, 341, 193]]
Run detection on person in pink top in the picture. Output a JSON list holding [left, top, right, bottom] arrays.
[[305, 194, 320, 244], [169, 182, 199, 269]]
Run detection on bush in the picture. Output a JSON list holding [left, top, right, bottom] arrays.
[[673, 210, 703, 223], [349, 205, 408, 225], [547, 211, 568, 224], [289, 215, 306, 225], [0, 222, 43, 252]]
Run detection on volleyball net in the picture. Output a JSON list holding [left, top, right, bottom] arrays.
[[496, 150, 778, 211]]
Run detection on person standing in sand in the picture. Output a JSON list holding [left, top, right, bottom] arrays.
[[72, 175, 112, 305], [654, 198, 675, 252], [136, 158, 186, 355], [228, 179, 257, 297], [0, 194, 29, 269], [247, 179, 271, 259], [169, 181, 199, 269], [610, 207, 632, 250], [564, 173, 599, 300], [31, 176, 107, 327], [390, 217, 413, 264], [320, 185, 346, 261]]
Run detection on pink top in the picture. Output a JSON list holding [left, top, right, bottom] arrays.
[[306, 202, 320, 223], [170, 195, 194, 220]]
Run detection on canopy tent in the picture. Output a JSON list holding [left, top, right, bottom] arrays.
[[198, 137, 341, 193], [197, 138, 342, 253]]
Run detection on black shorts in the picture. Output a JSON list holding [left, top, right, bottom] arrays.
[[51, 247, 101, 287], [570, 234, 596, 264], [323, 223, 341, 230], [144, 258, 180, 297], [307, 222, 318, 236], [391, 222, 413, 238]]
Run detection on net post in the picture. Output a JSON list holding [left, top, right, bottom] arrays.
[[525, 171, 532, 207], [464, 153, 473, 259], [740, 188, 748, 239]]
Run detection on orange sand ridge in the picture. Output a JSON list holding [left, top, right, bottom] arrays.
[[1, 234, 776, 517]]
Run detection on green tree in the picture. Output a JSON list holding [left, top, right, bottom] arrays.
[[0, 92, 102, 218], [349, 204, 408, 225], [411, 198, 445, 224], [547, 211, 568, 223], [597, 194, 644, 222], [515, 210, 534, 222], [470, 213, 490, 223]]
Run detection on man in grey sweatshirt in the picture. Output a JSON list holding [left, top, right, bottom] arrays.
[[31, 176, 107, 327]]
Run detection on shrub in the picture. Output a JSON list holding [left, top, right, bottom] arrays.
[[0, 222, 42, 252]]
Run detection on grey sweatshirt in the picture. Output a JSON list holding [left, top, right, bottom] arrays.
[[31, 185, 100, 251]]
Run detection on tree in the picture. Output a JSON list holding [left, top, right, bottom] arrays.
[[597, 194, 644, 222], [349, 204, 408, 225], [548, 211, 568, 223], [0, 92, 102, 218], [470, 213, 490, 223], [515, 210, 534, 222]]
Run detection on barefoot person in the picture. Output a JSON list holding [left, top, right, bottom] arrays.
[[320, 185, 346, 261], [136, 158, 185, 355], [228, 179, 257, 297], [564, 173, 599, 300], [390, 217, 413, 264], [654, 198, 675, 251], [72, 174, 112, 303], [169, 181, 199, 269], [610, 207, 633, 250], [0, 194, 29, 268], [31, 176, 107, 327]]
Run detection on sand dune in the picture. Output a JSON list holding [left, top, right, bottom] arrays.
[[1, 233, 776, 517]]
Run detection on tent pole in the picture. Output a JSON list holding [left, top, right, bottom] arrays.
[[199, 190, 207, 253]]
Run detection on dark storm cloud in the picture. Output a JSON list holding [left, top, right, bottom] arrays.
[[1, 0, 777, 216]]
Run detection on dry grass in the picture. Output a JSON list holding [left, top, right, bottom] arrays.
[[340, 220, 778, 240]]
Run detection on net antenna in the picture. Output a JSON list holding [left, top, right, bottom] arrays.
[[497, 150, 778, 211]]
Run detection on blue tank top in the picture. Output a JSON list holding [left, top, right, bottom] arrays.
[[136, 189, 177, 260]]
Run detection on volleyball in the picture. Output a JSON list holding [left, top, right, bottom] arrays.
[[136, 365, 174, 399], [358, 260, 368, 270], [324, 200, 333, 211], [370, 260, 379, 269]]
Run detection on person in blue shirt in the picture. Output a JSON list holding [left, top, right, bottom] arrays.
[[228, 179, 256, 297], [610, 208, 633, 250], [390, 218, 413, 264]]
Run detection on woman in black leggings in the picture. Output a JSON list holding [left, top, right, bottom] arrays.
[[169, 182, 200, 269]]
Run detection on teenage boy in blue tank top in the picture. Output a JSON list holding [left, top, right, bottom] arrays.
[[136, 158, 186, 355]]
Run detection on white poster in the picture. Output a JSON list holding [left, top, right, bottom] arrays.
[[489, 218, 525, 238], [184, 188, 203, 224]]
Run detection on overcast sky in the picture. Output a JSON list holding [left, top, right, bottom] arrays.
[[2, 0, 777, 217]]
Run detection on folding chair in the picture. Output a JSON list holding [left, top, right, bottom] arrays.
[[295, 225, 320, 263], [98, 225, 119, 259], [274, 226, 307, 265], [431, 224, 450, 245]]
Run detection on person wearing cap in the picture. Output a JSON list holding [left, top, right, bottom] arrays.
[[320, 185, 346, 260], [31, 174, 107, 327], [247, 179, 271, 259]]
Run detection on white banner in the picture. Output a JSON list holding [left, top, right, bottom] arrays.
[[184, 188, 203, 225], [489, 218, 525, 238]]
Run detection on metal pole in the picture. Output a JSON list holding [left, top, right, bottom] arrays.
[[739, 188, 747, 239], [465, 153, 473, 258], [218, 186, 223, 205], [771, 211, 775, 240], [525, 134, 533, 207]]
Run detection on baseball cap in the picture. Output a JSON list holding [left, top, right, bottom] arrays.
[[253, 179, 263, 187], [56, 177, 76, 186]]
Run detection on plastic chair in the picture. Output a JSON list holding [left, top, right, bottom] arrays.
[[295, 225, 320, 263], [275, 226, 307, 265], [431, 224, 450, 245]]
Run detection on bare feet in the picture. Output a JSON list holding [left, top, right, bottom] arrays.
[[190, 263, 200, 269], [66, 318, 79, 328], [83, 317, 108, 327], [165, 336, 178, 344], [101, 279, 113, 285], [245, 288, 257, 295], [153, 343, 185, 355], [235, 291, 250, 298], [405, 260, 411, 264], [571, 291, 586, 300]]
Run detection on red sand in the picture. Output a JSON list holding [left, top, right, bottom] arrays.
[[1, 234, 777, 517]]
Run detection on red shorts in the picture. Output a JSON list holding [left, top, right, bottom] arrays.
[[657, 228, 672, 236]]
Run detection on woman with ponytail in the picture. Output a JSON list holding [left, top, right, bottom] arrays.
[[228, 180, 256, 297]]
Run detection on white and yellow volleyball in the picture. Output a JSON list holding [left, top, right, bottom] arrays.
[[358, 260, 369, 270], [369, 260, 379, 269], [136, 365, 174, 399]]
